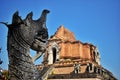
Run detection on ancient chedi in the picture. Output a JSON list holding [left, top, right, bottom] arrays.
[[40, 25, 117, 80]]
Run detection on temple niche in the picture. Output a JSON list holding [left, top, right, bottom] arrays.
[[46, 42, 60, 64], [40, 25, 117, 80]]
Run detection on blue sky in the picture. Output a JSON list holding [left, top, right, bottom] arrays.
[[0, 0, 120, 79]]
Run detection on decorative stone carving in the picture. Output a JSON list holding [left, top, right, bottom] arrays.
[[74, 63, 80, 74], [1, 9, 50, 80], [94, 47, 101, 65], [86, 63, 94, 73]]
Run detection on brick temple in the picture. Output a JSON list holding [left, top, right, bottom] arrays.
[[37, 25, 117, 80]]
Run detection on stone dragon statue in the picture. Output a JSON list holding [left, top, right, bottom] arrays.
[[0, 9, 50, 80]]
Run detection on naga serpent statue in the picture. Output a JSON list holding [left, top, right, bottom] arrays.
[[1, 9, 50, 80]]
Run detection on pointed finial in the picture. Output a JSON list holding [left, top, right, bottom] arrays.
[[25, 12, 33, 21]]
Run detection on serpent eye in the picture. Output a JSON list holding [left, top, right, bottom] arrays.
[[37, 31, 44, 35]]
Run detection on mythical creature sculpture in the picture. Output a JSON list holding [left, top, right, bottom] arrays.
[[1, 9, 50, 80], [74, 63, 80, 74]]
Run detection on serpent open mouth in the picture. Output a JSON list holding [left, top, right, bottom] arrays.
[[35, 36, 47, 43], [31, 30, 48, 52]]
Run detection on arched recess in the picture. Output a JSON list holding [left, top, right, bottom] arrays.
[[52, 48, 57, 63], [47, 42, 60, 64]]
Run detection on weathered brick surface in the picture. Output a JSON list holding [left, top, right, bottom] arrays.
[[51, 25, 76, 42], [49, 25, 96, 61], [53, 67, 74, 74]]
